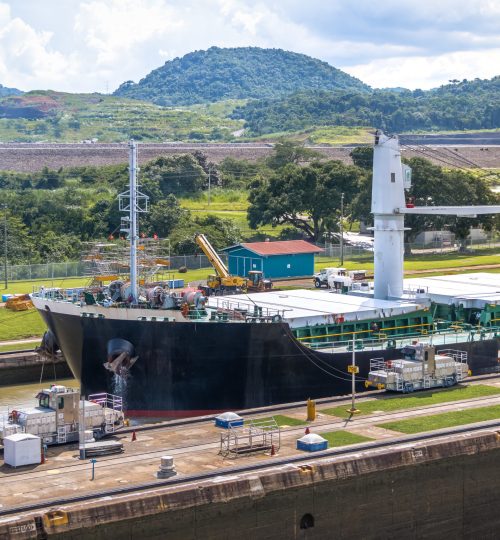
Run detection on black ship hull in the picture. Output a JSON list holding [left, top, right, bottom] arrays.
[[38, 308, 499, 417]]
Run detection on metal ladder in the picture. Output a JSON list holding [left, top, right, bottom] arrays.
[[57, 426, 67, 443]]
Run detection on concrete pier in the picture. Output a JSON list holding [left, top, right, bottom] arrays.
[[1, 379, 500, 538], [0, 351, 72, 386]]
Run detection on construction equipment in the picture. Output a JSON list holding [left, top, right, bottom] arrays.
[[194, 234, 272, 295], [5, 294, 34, 311], [247, 270, 272, 292]]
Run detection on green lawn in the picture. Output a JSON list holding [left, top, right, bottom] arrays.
[[377, 404, 500, 434], [0, 309, 46, 341], [253, 415, 307, 427], [315, 247, 500, 274], [321, 385, 500, 418], [0, 341, 40, 352], [320, 431, 373, 447]]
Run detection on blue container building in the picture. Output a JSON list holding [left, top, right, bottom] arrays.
[[223, 240, 323, 280]]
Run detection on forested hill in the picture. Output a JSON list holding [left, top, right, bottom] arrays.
[[232, 76, 500, 134], [114, 47, 370, 106], [0, 84, 22, 97]]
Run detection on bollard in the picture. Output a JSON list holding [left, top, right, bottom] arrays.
[[131, 431, 137, 442], [305, 427, 310, 435], [90, 458, 97, 481], [270, 444, 276, 456], [157, 456, 176, 478], [306, 398, 316, 422]]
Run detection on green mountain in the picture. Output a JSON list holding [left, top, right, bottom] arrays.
[[233, 76, 500, 134], [114, 46, 370, 106], [0, 83, 22, 97]]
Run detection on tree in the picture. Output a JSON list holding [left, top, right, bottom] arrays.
[[247, 160, 366, 241], [146, 195, 190, 237], [170, 214, 242, 254], [141, 154, 206, 196], [266, 140, 320, 170], [403, 158, 499, 253]]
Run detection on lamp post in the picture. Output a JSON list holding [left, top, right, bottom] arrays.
[[340, 193, 344, 266], [2, 205, 7, 289]]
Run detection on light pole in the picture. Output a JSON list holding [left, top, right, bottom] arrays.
[[347, 338, 360, 415], [2, 205, 7, 289], [340, 193, 344, 266], [208, 167, 212, 207]]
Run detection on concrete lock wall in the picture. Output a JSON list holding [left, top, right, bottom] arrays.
[[3, 432, 500, 539]]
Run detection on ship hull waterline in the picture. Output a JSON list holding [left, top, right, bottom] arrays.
[[38, 308, 499, 417]]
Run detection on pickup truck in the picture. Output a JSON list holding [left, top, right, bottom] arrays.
[[312, 267, 346, 288]]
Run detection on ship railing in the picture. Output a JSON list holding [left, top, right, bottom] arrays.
[[209, 297, 287, 321], [88, 392, 123, 412], [300, 322, 498, 351], [437, 349, 468, 364], [31, 286, 86, 304], [402, 285, 430, 299], [369, 358, 390, 372]]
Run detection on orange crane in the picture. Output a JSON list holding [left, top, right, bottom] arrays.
[[194, 233, 271, 295]]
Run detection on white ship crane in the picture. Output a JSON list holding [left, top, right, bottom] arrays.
[[371, 131, 500, 300]]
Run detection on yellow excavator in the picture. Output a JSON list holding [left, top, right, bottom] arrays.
[[194, 233, 272, 296]]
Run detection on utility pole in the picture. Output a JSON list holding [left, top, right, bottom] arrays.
[[347, 338, 360, 415], [208, 168, 211, 207], [340, 192, 344, 266], [2, 205, 7, 289]]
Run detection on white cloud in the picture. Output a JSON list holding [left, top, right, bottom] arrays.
[[74, 0, 182, 66], [0, 0, 499, 93], [347, 48, 500, 89], [0, 3, 73, 90]]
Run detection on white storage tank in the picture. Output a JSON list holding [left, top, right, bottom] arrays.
[[3, 433, 41, 467]]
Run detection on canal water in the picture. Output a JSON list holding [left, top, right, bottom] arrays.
[[0, 380, 162, 425], [0, 378, 77, 416]]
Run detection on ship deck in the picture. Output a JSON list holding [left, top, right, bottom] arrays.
[[207, 289, 424, 328], [403, 272, 500, 307]]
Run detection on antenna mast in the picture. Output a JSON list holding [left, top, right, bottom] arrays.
[[119, 141, 149, 303]]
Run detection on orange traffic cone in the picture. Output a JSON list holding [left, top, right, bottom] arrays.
[[131, 431, 137, 442], [305, 427, 310, 435]]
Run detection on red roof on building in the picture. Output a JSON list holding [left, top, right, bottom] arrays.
[[239, 240, 324, 256]]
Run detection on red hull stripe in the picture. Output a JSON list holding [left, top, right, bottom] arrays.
[[125, 409, 224, 418]]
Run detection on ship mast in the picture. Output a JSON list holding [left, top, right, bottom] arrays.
[[119, 141, 149, 303]]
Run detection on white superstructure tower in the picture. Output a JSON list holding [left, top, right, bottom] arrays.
[[371, 131, 408, 299], [371, 130, 500, 300]]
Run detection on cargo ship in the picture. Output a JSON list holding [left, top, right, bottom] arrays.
[[31, 134, 500, 417]]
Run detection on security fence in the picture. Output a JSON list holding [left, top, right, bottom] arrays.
[[0, 254, 224, 283], [0, 234, 497, 284]]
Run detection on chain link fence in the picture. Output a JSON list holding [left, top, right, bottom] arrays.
[[0, 254, 226, 283], [0, 234, 497, 283]]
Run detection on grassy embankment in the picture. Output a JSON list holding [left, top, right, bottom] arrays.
[[0, 92, 244, 143], [377, 404, 500, 434], [319, 431, 373, 447], [321, 385, 500, 418]]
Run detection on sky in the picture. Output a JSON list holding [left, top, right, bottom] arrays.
[[1, 0, 499, 94]]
